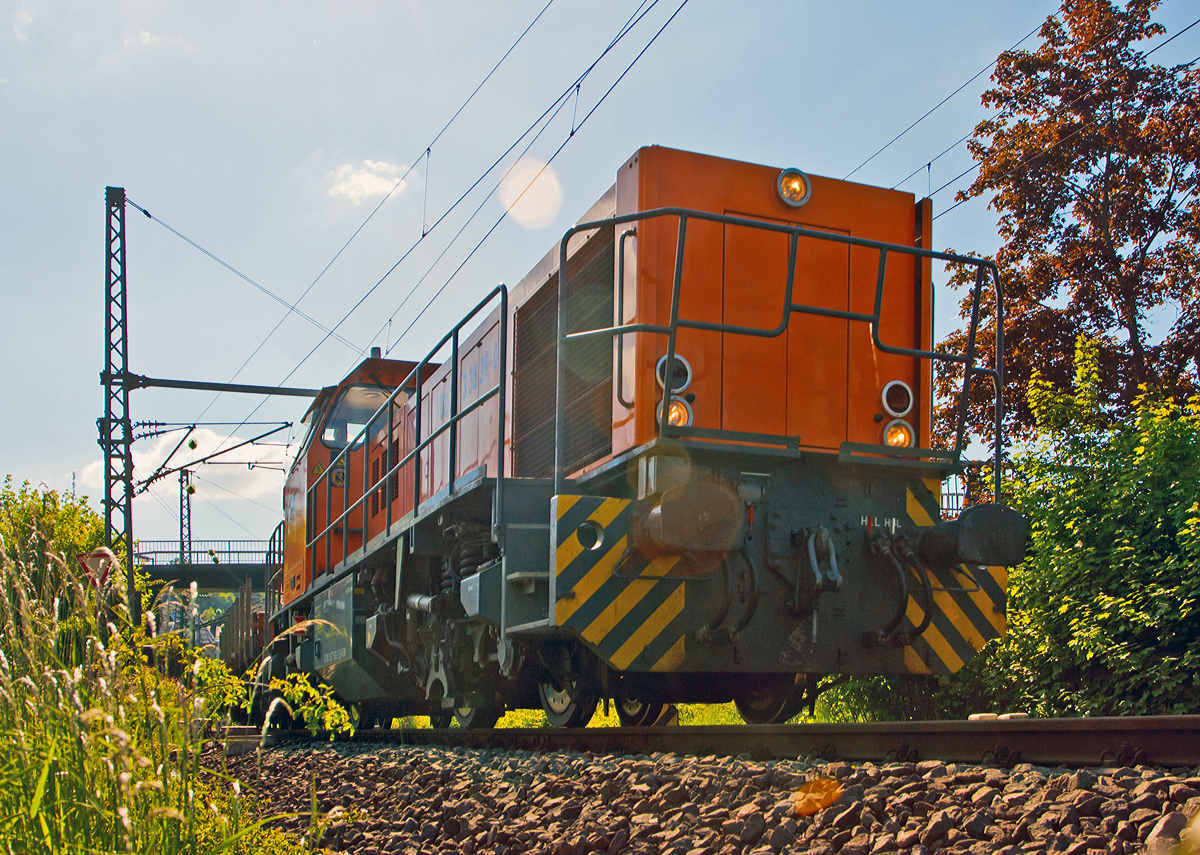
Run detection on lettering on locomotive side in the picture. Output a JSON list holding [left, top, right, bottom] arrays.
[[862, 515, 900, 533]]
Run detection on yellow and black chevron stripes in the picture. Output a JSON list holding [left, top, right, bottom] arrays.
[[899, 478, 1007, 675], [551, 495, 688, 672]]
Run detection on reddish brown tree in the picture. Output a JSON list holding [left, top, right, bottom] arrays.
[[934, 0, 1200, 448]]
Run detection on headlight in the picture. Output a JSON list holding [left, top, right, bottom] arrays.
[[655, 354, 692, 393], [882, 380, 913, 417], [657, 396, 693, 428], [884, 419, 914, 448], [777, 168, 812, 208]]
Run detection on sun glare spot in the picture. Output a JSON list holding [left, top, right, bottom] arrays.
[[499, 157, 562, 229]]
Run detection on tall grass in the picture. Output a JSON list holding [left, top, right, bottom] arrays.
[[0, 504, 304, 853]]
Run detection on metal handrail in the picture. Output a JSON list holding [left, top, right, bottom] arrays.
[[305, 285, 508, 578], [265, 521, 284, 619], [554, 207, 1006, 498]]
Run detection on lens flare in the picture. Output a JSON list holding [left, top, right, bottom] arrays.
[[499, 157, 563, 228]]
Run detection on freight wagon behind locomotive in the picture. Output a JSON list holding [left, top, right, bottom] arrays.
[[258, 146, 1025, 728]]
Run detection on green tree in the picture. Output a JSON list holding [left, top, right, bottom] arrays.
[[0, 476, 106, 571], [934, 0, 1200, 446]]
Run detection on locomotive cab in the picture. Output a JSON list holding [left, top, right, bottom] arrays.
[[280, 352, 427, 605]]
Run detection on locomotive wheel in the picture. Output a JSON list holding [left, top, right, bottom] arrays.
[[538, 679, 598, 728], [453, 695, 503, 729], [734, 674, 807, 725], [616, 696, 666, 727]]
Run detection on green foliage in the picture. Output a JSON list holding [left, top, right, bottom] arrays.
[[195, 655, 254, 718], [990, 339, 1200, 716], [0, 482, 307, 853], [0, 477, 107, 567], [269, 674, 355, 739], [833, 337, 1200, 719]]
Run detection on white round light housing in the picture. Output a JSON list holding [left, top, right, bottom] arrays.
[[655, 354, 692, 393], [882, 380, 914, 418], [884, 419, 915, 448], [777, 168, 812, 208]]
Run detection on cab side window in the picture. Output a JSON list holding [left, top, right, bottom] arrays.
[[320, 385, 393, 450]]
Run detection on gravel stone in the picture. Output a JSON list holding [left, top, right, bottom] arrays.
[[200, 737, 1199, 855]]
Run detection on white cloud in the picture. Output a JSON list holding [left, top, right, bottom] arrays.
[[79, 428, 295, 507], [13, 10, 33, 42], [122, 29, 188, 50], [327, 160, 408, 204]]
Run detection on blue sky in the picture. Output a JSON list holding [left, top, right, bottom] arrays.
[[2, 0, 1195, 542]]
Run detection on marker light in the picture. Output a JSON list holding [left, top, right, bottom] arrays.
[[657, 396, 693, 428], [655, 354, 693, 393], [882, 380, 914, 417], [884, 419, 915, 448], [777, 168, 812, 208]]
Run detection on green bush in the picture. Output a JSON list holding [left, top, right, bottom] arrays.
[[986, 339, 1200, 716], [824, 338, 1200, 720]]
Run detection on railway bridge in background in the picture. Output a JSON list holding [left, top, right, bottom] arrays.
[[137, 538, 278, 591]]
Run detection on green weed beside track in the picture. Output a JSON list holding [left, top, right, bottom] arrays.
[[0, 479, 311, 854]]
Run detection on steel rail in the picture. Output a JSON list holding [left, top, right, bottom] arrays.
[[264, 716, 1200, 769]]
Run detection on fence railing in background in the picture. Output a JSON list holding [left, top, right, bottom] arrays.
[[940, 460, 1015, 519], [136, 540, 272, 566]]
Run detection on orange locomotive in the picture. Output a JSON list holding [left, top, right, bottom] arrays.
[[262, 146, 1024, 727]]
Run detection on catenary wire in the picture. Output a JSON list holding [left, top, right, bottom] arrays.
[[122, 199, 358, 351], [221, 0, 670, 442], [191, 492, 261, 539], [843, 23, 1042, 181], [187, 0, 560, 424], [283, 0, 664, 377], [930, 25, 1200, 222], [383, 0, 690, 354], [379, 97, 577, 351], [892, 13, 1199, 200], [190, 472, 282, 515]]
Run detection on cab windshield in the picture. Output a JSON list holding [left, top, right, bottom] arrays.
[[320, 385, 393, 450]]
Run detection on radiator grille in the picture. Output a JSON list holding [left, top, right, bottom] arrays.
[[513, 230, 614, 478]]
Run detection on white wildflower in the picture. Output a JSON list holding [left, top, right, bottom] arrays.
[[189, 581, 198, 602], [192, 658, 202, 678], [145, 612, 156, 637]]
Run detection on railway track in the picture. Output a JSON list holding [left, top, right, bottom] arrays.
[[258, 715, 1200, 769]]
